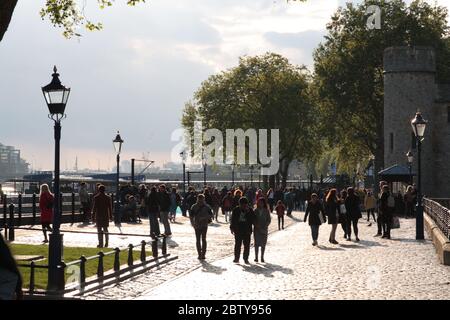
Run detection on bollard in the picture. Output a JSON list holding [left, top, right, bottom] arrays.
[[71, 192, 75, 224], [79, 256, 87, 289], [113, 248, 120, 272], [29, 261, 35, 295], [32, 193, 37, 226], [127, 244, 134, 267], [97, 252, 104, 278], [140, 240, 146, 263], [8, 204, 14, 241], [18, 193, 22, 226], [162, 235, 167, 255], [152, 239, 158, 258]]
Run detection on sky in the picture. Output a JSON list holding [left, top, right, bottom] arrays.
[[1, 0, 449, 172]]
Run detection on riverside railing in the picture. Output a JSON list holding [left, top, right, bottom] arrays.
[[424, 197, 450, 240], [18, 235, 175, 297]]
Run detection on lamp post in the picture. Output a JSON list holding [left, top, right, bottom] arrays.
[[113, 132, 124, 227], [42, 66, 70, 292], [202, 149, 207, 187], [180, 150, 187, 195], [249, 165, 255, 187], [406, 150, 413, 185], [411, 111, 427, 240]]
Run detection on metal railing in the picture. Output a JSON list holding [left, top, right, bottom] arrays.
[[424, 197, 450, 240], [18, 235, 172, 296]]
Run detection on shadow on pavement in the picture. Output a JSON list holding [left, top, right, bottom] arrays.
[[200, 261, 227, 274], [389, 238, 430, 244], [167, 238, 179, 248], [316, 245, 345, 251], [240, 262, 294, 278]]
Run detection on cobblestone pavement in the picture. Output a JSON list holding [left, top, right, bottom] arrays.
[[11, 210, 298, 299], [135, 217, 450, 300]]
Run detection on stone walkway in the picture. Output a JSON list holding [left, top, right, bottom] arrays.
[[136, 217, 450, 300]]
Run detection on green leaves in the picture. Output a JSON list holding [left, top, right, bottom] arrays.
[[39, 0, 146, 39], [312, 0, 450, 175]]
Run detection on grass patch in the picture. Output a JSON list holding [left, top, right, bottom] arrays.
[[10, 243, 151, 290]]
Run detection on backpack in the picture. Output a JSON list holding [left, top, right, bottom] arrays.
[[193, 205, 212, 228], [387, 194, 395, 208]]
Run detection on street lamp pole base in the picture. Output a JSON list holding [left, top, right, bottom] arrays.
[[47, 233, 65, 293], [416, 204, 424, 240]]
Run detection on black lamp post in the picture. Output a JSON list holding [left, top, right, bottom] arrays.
[[113, 132, 124, 226], [231, 162, 235, 187], [180, 150, 186, 195], [250, 165, 255, 187], [42, 66, 70, 292], [411, 111, 427, 240], [202, 149, 207, 187], [406, 150, 413, 185]]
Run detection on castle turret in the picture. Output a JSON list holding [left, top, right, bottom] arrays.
[[383, 46, 436, 196]]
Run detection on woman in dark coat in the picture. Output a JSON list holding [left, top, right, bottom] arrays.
[[325, 188, 340, 244], [146, 186, 161, 238], [304, 193, 326, 246], [345, 187, 362, 242], [38, 184, 54, 243], [253, 197, 271, 262]]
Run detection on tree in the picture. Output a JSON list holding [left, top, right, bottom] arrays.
[[313, 0, 450, 186], [182, 52, 319, 188], [0, 0, 145, 42]]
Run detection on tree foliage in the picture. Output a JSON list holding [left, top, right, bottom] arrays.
[[182, 52, 319, 186], [313, 0, 450, 176], [0, 0, 146, 42]]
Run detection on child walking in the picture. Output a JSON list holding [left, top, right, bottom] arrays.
[[275, 200, 286, 230]]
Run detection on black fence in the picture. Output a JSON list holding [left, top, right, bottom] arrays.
[[18, 235, 176, 297], [424, 197, 450, 240]]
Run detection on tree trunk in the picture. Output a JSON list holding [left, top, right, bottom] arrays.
[[0, 0, 18, 42]]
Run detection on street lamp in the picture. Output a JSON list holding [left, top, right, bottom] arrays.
[[406, 150, 413, 185], [42, 66, 70, 292], [113, 132, 124, 227], [180, 150, 187, 195], [249, 165, 255, 187], [411, 111, 427, 240], [202, 149, 207, 187]]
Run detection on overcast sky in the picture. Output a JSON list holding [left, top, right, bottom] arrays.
[[1, 0, 448, 171]]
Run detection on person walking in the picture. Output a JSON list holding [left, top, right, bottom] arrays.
[[211, 188, 221, 222], [230, 197, 255, 264], [38, 184, 54, 243], [253, 197, 271, 263], [0, 234, 22, 300], [364, 190, 377, 223], [158, 185, 172, 236], [79, 182, 91, 223], [284, 188, 295, 216], [404, 185, 415, 218], [189, 194, 214, 260], [339, 189, 348, 239], [169, 187, 179, 223], [345, 187, 362, 242], [146, 186, 161, 238], [184, 187, 197, 217], [379, 185, 395, 239], [267, 188, 275, 212], [304, 193, 326, 246], [92, 185, 113, 248], [324, 188, 340, 244], [222, 191, 233, 223], [375, 181, 388, 237], [275, 200, 286, 230]]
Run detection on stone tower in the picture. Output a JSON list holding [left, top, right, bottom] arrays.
[[383, 46, 450, 197]]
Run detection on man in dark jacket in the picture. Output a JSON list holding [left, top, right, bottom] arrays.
[[189, 194, 213, 260], [0, 234, 22, 300], [184, 187, 197, 217], [379, 185, 394, 239], [230, 196, 256, 264], [158, 184, 172, 236], [92, 185, 113, 248]]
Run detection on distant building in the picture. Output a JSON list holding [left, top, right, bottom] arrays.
[[383, 46, 450, 197], [0, 142, 29, 179]]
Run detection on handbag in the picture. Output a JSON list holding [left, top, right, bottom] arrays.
[[391, 216, 400, 229]]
